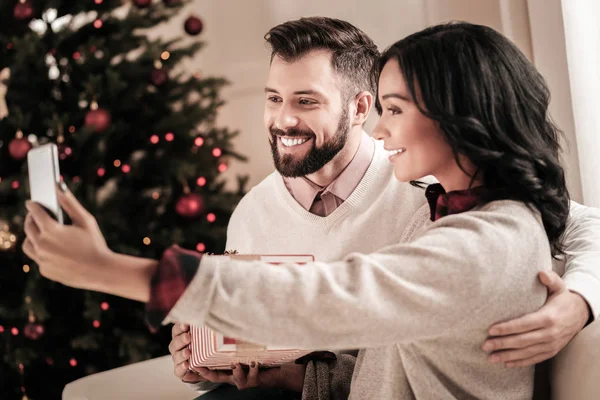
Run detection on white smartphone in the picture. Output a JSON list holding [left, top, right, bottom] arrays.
[[27, 143, 64, 224]]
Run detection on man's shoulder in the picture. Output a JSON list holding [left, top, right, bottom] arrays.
[[226, 173, 280, 239], [232, 172, 281, 212]]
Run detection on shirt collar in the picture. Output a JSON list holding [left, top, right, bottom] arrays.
[[425, 183, 492, 221], [284, 132, 375, 209], [326, 132, 374, 200]]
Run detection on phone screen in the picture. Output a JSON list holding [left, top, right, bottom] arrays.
[[27, 144, 64, 224]]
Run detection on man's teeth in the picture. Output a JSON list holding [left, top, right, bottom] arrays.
[[388, 149, 405, 156], [281, 137, 309, 147]]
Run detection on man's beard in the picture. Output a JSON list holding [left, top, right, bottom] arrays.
[[270, 108, 349, 177]]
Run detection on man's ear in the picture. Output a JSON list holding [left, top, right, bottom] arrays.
[[351, 91, 373, 127]]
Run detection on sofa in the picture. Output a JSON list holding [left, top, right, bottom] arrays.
[[62, 319, 600, 399]]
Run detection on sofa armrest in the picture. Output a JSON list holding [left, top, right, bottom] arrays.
[[552, 318, 600, 400], [62, 355, 207, 400]]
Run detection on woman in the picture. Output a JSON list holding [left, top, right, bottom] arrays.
[[24, 22, 569, 399]]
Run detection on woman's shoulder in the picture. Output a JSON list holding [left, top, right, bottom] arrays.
[[441, 199, 547, 244], [418, 199, 546, 240], [400, 203, 432, 242], [476, 199, 541, 222], [416, 199, 551, 262], [403, 199, 544, 242]]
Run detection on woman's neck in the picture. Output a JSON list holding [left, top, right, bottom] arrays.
[[435, 156, 483, 193]]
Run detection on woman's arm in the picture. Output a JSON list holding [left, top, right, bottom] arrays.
[[164, 202, 550, 350]]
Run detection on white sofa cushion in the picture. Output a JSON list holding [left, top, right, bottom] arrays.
[[62, 355, 204, 400], [552, 319, 600, 400]]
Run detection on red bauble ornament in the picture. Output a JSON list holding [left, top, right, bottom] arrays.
[[150, 68, 168, 87], [8, 138, 32, 160], [85, 108, 111, 132], [24, 323, 44, 340], [14, 1, 34, 21], [133, 0, 152, 8], [184, 16, 203, 36], [175, 193, 205, 218], [58, 144, 72, 160]]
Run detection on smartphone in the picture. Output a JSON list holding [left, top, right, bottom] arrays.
[[27, 143, 64, 224]]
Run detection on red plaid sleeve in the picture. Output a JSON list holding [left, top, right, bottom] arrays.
[[145, 245, 203, 331]]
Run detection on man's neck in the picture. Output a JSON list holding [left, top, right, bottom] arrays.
[[304, 130, 363, 187]]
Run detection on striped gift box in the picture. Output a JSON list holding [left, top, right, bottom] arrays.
[[189, 254, 315, 370]]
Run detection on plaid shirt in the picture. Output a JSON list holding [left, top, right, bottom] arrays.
[[425, 183, 491, 221], [145, 245, 204, 331], [146, 184, 492, 330]]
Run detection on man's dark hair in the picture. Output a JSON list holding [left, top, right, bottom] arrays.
[[264, 17, 379, 103]]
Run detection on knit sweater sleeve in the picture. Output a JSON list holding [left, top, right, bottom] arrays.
[[562, 201, 600, 320], [165, 201, 550, 350]]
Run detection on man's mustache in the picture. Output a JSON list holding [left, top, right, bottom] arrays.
[[270, 127, 315, 138]]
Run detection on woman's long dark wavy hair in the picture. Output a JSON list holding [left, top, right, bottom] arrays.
[[374, 22, 569, 256]]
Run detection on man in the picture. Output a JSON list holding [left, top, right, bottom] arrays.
[[24, 17, 600, 399]]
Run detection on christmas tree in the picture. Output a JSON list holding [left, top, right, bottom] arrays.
[[0, 0, 247, 398]]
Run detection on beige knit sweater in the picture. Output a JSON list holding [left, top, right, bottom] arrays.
[[168, 199, 553, 399]]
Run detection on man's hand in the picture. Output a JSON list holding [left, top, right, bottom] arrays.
[[483, 270, 590, 367], [194, 362, 306, 392], [169, 323, 205, 384], [169, 323, 306, 391], [22, 185, 113, 291]]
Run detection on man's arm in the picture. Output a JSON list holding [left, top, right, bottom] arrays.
[[560, 201, 600, 318], [484, 201, 600, 367]]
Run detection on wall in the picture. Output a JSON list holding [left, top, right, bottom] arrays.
[[561, 0, 600, 207], [527, 0, 583, 203], [151, 0, 583, 202]]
